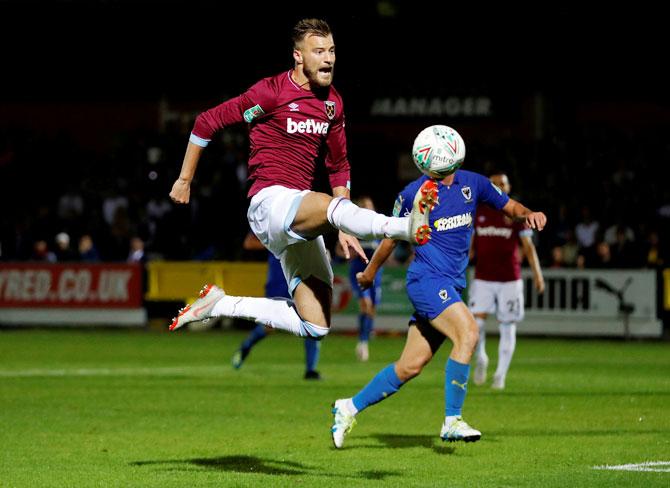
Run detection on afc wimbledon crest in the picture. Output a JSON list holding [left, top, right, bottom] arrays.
[[325, 101, 336, 120], [461, 186, 472, 202]]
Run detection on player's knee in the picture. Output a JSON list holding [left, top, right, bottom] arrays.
[[396, 359, 427, 381], [462, 323, 480, 351], [299, 320, 329, 340]]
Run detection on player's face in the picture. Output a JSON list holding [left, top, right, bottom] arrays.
[[295, 34, 335, 87], [490, 174, 511, 195]]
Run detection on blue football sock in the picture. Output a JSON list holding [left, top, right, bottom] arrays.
[[304, 338, 320, 372], [445, 358, 470, 417], [241, 323, 267, 353], [358, 314, 374, 342], [359, 314, 374, 342], [352, 364, 405, 412], [357, 313, 367, 342]]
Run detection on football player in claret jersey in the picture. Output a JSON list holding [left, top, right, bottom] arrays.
[[331, 144, 547, 447], [469, 171, 545, 390], [168, 19, 436, 340]]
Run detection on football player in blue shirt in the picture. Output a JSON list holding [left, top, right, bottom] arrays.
[[331, 166, 546, 447], [347, 196, 384, 362]]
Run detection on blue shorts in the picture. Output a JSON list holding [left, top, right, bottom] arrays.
[[406, 274, 464, 321], [349, 262, 382, 305], [265, 254, 290, 299]]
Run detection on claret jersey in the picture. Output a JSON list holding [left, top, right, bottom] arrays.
[[190, 70, 350, 197], [472, 204, 533, 282]]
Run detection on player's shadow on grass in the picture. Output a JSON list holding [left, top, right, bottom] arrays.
[[367, 434, 456, 455], [132, 456, 308, 476], [132, 455, 399, 480]]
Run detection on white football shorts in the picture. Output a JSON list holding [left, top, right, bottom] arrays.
[[247, 185, 333, 294], [468, 278, 525, 323]]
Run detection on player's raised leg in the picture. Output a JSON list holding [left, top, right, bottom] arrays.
[[170, 284, 322, 336], [205, 240, 333, 337], [172, 188, 335, 337], [290, 181, 439, 247]]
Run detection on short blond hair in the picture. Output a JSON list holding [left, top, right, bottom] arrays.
[[292, 18, 332, 48]]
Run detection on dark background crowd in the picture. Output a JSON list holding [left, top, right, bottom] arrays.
[[1, 1, 668, 270]]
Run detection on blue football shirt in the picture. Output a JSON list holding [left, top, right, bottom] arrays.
[[394, 170, 509, 290]]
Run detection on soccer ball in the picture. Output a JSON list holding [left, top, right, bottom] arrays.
[[412, 125, 466, 178]]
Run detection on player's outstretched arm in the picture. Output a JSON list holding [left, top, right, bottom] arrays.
[[521, 235, 545, 293], [502, 198, 547, 231], [170, 142, 204, 204], [357, 239, 396, 290]]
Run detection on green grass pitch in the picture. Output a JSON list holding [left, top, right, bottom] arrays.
[[1, 329, 669, 487]]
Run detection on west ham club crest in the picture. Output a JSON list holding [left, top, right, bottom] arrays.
[[325, 101, 336, 120]]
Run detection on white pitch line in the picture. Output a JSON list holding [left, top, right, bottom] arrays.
[[0, 365, 229, 378], [593, 461, 670, 472]]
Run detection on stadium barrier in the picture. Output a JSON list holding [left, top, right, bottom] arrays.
[[145, 261, 266, 302], [0, 263, 146, 326], [330, 265, 663, 338], [2, 261, 664, 337]]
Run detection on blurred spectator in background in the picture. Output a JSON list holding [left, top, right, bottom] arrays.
[[145, 192, 172, 244], [575, 206, 600, 250], [549, 203, 571, 248], [102, 183, 129, 227], [610, 227, 640, 268], [128, 236, 146, 263], [57, 185, 84, 223], [78, 234, 100, 262], [550, 246, 564, 269], [643, 230, 664, 268], [31, 240, 56, 262], [603, 221, 635, 246], [657, 191, 670, 219], [104, 207, 132, 261], [54, 232, 77, 261], [611, 158, 635, 188], [560, 229, 580, 267], [575, 206, 600, 266], [590, 241, 612, 268]]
